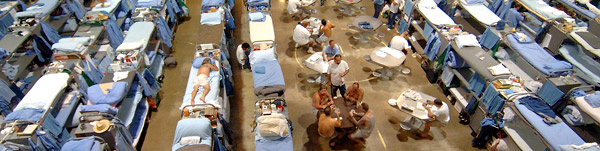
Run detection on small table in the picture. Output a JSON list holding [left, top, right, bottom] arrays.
[[392, 90, 438, 130], [300, 0, 318, 17], [335, 0, 363, 16], [351, 16, 382, 43], [332, 97, 360, 130], [303, 52, 329, 84], [365, 47, 407, 80]]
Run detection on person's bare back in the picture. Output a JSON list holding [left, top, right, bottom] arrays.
[[318, 114, 339, 138], [320, 23, 335, 38]]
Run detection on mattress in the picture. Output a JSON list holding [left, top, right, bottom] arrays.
[[118, 22, 155, 51], [417, 0, 456, 26], [518, 0, 570, 19], [116, 80, 144, 129], [172, 118, 213, 151], [574, 96, 600, 123], [252, 60, 285, 88], [137, 0, 163, 8], [459, 1, 501, 26], [202, 0, 225, 11], [91, 0, 122, 14], [129, 98, 149, 147], [506, 34, 572, 76], [570, 32, 600, 58], [15, 0, 59, 19], [559, 44, 600, 83], [558, 0, 597, 19], [181, 63, 222, 110], [14, 73, 70, 111], [514, 99, 585, 151], [250, 15, 275, 42], [255, 133, 293, 151], [452, 42, 499, 81], [247, 0, 270, 8]]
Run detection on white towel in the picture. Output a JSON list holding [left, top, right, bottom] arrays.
[[113, 71, 129, 82], [375, 51, 388, 58], [455, 34, 481, 48], [488, 64, 511, 75], [180, 136, 201, 145]]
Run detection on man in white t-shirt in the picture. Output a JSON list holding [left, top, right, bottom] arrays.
[[387, 0, 404, 30], [293, 21, 316, 53], [389, 31, 411, 54], [489, 130, 509, 151], [236, 43, 251, 70], [288, 0, 304, 20], [327, 55, 349, 99], [419, 99, 450, 138]]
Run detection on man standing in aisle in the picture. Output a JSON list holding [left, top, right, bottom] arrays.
[[327, 55, 349, 99], [387, 0, 404, 31], [373, 0, 386, 18], [236, 42, 251, 70]]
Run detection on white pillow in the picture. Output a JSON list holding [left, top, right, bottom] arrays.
[[180, 136, 201, 145], [249, 48, 276, 64], [116, 40, 144, 51], [455, 34, 481, 48]]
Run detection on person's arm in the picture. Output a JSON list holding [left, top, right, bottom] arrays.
[[209, 62, 220, 71], [322, 49, 328, 61], [358, 90, 364, 102], [349, 112, 359, 125], [335, 111, 342, 127], [344, 88, 351, 100], [327, 73, 332, 86], [313, 94, 323, 109], [489, 140, 500, 151], [423, 103, 436, 118], [340, 69, 350, 77], [325, 93, 334, 104]]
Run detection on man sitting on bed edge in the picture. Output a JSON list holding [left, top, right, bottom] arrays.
[[191, 58, 219, 105]]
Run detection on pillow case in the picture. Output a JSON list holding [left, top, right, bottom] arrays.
[[249, 48, 276, 64]]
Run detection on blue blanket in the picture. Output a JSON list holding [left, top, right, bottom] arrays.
[[136, 0, 162, 7], [172, 118, 213, 151], [559, 0, 597, 19], [87, 82, 128, 105], [519, 96, 557, 118], [252, 60, 285, 88], [15, 0, 59, 18], [515, 99, 585, 150], [256, 134, 293, 151], [81, 104, 119, 115], [584, 91, 600, 108], [507, 34, 572, 76], [61, 137, 102, 151], [202, 0, 225, 7], [3, 108, 44, 122]]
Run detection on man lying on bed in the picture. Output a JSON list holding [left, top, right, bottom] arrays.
[[191, 58, 219, 105]]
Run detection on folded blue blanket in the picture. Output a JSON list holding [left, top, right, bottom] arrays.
[[201, 12, 222, 25], [61, 137, 101, 151], [584, 91, 600, 108], [4, 108, 44, 122], [88, 82, 128, 105], [81, 104, 118, 115], [519, 96, 557, 118]]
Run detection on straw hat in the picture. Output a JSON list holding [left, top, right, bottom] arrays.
[[93, 119, 111, 133]]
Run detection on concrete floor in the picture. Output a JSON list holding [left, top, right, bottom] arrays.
[[141, 0, 484, 150]]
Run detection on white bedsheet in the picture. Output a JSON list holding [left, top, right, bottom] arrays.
[[14, 73, 70, 111], [91, 0, 121, 13], [418, 0, 456, 26], [460, 1, 501, 25], [574, 97, 600, 123], [250, 15, 275, 42], [569, 32, 600, 58]]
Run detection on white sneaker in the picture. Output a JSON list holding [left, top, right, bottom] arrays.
[[295, 43, 299, 48], [308, 47, 315, 53], [387, 28, 392, 31], [383, 23, 387, 26], [333, 96, 338, 100]]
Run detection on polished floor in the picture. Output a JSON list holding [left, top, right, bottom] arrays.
[[141, 0, 483, 150]]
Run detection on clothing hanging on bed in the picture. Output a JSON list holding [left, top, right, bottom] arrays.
[[66, 0, 86, 20]]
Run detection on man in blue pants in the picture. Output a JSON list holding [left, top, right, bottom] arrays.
[[373, 0, 385, 18]]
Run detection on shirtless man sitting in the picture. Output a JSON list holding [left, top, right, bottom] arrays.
[[318, 107, 341, 147], [191, 58, 219, 105], [316, 19, 335, 46], [344, 82, 364, 107], [313, 85, 334, 118]]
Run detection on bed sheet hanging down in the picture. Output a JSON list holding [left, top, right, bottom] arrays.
[[66, 0, 86, 19], [479, 28, 500, 49], [40, 21, 60, 45], [424, 32, 441, 60], [157, 17, 173, 48], [481, 84, 505, 115], [468, 73, 485, 96], [538, 81, 564, 106], [106, 16, 124, 50], [559, 44, 600, 83]]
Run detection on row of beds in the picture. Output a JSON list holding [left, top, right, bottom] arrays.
[[0, 0, 185, 150], [399, 0, 600, 150], [171, 0, 236, 151], [246, 0, 294, 150]]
